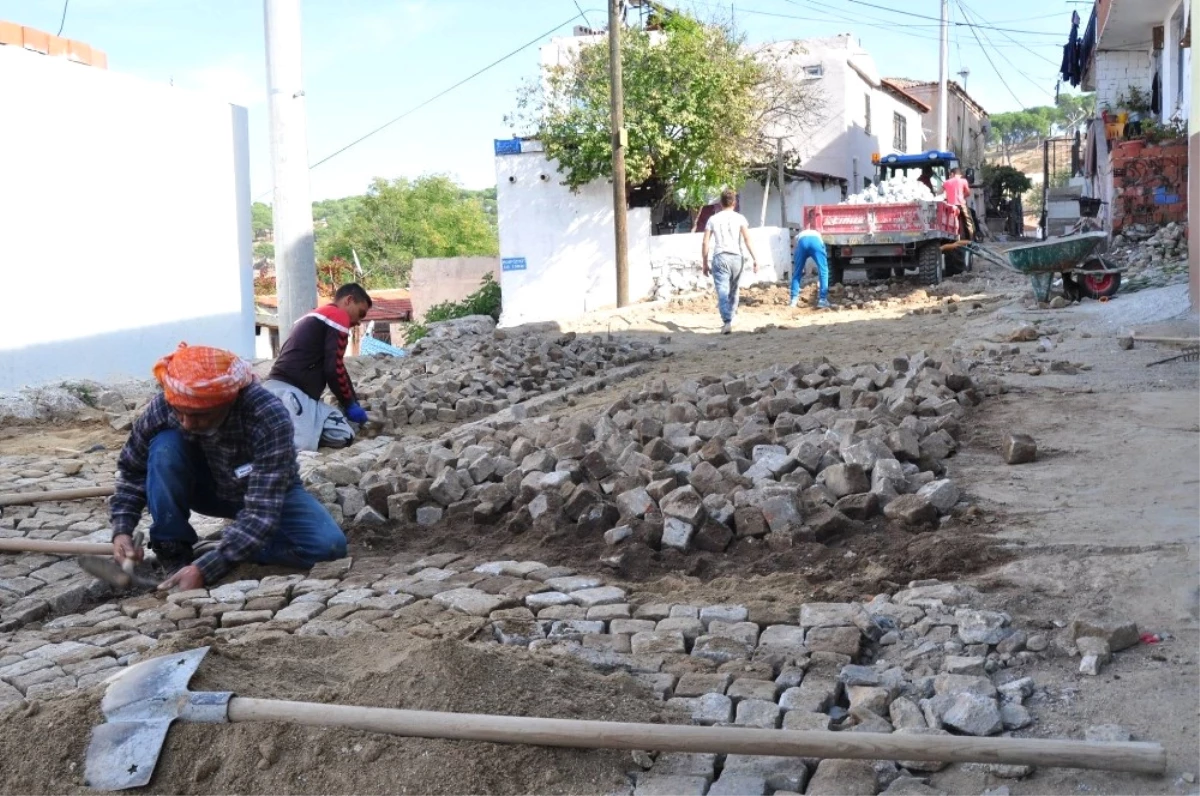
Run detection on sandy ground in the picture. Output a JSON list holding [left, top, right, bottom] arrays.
[[2, 261, 1197, 794]]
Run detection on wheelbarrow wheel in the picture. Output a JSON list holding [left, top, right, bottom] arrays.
[[1078, 256, 1121, 300]]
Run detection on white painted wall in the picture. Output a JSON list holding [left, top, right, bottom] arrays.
[[495, 146, 652, 327], [1094, 49, 1154, 113], [646, 227, 789, 300], [0, 46, 254, 392], [763, 36, 923, 188], [739, 177, 845, 230]]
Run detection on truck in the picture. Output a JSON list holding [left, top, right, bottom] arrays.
[[802, 150, 969, 286]]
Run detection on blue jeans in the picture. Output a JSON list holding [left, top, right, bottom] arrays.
[[711, 252, 744, 324], [146, 430, 346, 568], [792, 237, 829, 302]]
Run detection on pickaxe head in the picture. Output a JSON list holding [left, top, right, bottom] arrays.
[[85, 646, 231, 791]]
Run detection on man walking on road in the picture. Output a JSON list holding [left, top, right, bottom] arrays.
[[791, 223, 830, 310], [701, 188, 759, 335]]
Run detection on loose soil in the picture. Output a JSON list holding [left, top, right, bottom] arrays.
[[0, 633, 676, 795]]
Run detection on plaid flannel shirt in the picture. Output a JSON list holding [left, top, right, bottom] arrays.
[[110, 383, 299, 584]]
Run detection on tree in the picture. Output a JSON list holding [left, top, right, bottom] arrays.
[[318, 175, 498, 288], [509, 12, 822, 209], [251, 202, 273, 238], [1056, 92, 1095, 135], [989, 110, 1047, 165]]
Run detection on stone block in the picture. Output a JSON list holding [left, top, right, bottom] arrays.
[[708, 775, 768, 796], [955, 609, 1010, 645], [631, 631, 686, 656], [883, 494, 937, 526], [433, 588, 509, 617], [221, 610, 273, 628], [691, 635, 752, 664], [822, 464, 870, 498], [782, 710, 831, 731], [634, 776, 709, 796], [660, 486, 705, 525], [941, 692, 1002, 736], [735, 698, 781, 728], [733, 506, 768, 537], [779, 677, 842, 714], [570, 586, 626, 608], [661, 517, 695, 550], [1068, 615, 1139, 652], [805, 759, 876, 796], [667, 693, 733, 725], [1002, 433, 1036, 464], [722, 755, 810, 793], [804, 626, 861, 658], [726, 678, 779, 703], [800, 602, 855, 628], [674, 672, 731, 697]]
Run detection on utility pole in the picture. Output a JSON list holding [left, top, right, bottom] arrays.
[[264, 0, 317, 341], [608, 0, 630, 307], [776, 138, 787, 228], [937, 0, 949, 151], [1190, 0, 1200, 314]]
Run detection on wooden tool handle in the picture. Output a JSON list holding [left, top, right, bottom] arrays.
[[0, 486, 115, 507], [227, 698, 1166, 774], [0, 538, 114, 556]]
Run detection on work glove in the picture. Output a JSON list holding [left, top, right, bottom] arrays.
[[345, 402, 369, 424]]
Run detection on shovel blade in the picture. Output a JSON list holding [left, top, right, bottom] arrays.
[[85, 720, 171, 791]]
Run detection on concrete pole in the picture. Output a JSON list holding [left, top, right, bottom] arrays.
[[937, 0, 949, 151], [609, 0, 630, 307], [264, 0, 317, 341], [776, 137, 787, 228], [1190, 0, 1200, 312]]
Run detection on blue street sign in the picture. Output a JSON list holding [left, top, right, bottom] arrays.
[[494, 138, 522, 156], [501, 257, 527, 272]]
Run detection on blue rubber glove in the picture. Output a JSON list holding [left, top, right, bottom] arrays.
[[345, 402, 368, 424]]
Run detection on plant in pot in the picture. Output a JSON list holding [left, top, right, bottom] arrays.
[[1123, 86, 1152, 137]]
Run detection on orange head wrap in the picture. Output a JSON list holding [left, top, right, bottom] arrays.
[[152, 343, 254, 410]]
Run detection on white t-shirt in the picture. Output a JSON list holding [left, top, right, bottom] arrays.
[[705, 209, 749, 256]]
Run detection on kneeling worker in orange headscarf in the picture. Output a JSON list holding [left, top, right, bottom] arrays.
[[109, 344, 347, 592]]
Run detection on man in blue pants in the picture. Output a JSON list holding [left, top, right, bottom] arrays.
[[701, 189, 760, 334], [791, 225, 830, 310]]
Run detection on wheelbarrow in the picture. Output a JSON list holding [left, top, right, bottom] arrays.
[[947, 231, 1123, 303]]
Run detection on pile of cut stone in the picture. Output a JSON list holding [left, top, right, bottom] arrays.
[[346, 316, 667, 432], [1107, 221, 1189, 292], [308, 352, 989, 547]]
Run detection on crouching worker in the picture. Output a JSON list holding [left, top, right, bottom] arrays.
[[110, 343, 347, 592], [264, 283, 372, 452], [791, 224, 830, 310]]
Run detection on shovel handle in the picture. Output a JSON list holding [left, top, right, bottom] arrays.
[[0, 538, 114, 556], [0, 486, 115, 507], [225, 698, 1166, 774]]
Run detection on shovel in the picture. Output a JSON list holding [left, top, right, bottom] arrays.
[[84, 647, 1167, 791]]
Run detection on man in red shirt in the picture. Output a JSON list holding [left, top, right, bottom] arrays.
[[943, 167, 974, 240], [264, 283, 372, 451]]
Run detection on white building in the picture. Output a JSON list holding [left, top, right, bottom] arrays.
[[1080, 0, 1191, 125], [0, 29, 254, 392]]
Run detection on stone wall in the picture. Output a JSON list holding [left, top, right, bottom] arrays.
[[1111, 139, 1188, 232]]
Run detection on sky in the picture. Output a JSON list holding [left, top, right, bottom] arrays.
[[3, 0, 1084, 201]]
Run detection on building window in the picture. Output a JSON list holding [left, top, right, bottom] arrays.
[[803, 64, 823, 77], [893, 112, 906, 151], [865, 94, 872, 134]]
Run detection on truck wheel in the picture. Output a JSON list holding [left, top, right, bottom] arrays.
[[918, 244, 943, 286], [831, 259, 847, 285]]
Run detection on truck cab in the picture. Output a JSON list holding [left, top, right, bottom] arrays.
[[873, 150, 963, 192]]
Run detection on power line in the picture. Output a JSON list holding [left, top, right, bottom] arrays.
[[572, 0, 593, 29], [957, 1, 1026, 107], [818, 0, 1063, 36], [956, 0, 1061, 67], [955, 0, 1056, 99], [55, 0, 69, 36], [257, 10, 587, 200]]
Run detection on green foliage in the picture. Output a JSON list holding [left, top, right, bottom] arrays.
[[252, 241, 275, 262], [251, 202, 273, 237], [980, 164, 1032, 202], [318, 175, 498, 289], [509, 11, 821, 208], [405, 273, 501, 345], [988, 94, 1096, 163]]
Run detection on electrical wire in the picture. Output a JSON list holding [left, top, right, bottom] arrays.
[[572, 0, 593, 29], [956, 0, 1060, 67], [955, 0, 1056, 99], [810, 0, 1063, 36], [55, 0, 69, 36], [255, 9, 588, 201], [957, 2, 1027, 107]]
